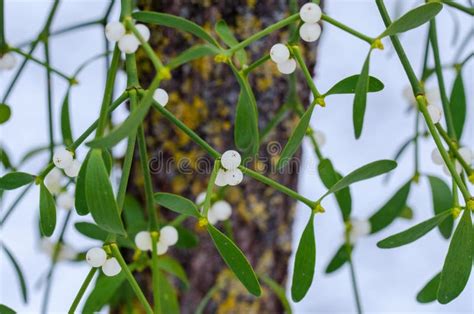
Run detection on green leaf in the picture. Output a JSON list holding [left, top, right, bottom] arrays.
[[377, 209, 452, 248], [3, 245, 28, 303], [0, 103, 12, 124], [154, 193, 201, 218], [74, 152, 90, 216], [380, 3, 443, 37], [60, 91, 73, 146], [0, 304, 16, 314], [428, 176, 454, 239], [157, 256, 189, 288], [318, 159, 352, 220], [156, 271, 180, 314], [75, 222, 133, 248], [85, 149, 126, 235], [324, 75, 384, 96], [83, 272, 126, 313], [207, 224, 261, 296], [0, 172, 34, 190], [277, 102, 316, 170], [450, 70, 466, 140], [132, 12, 220, 47], [291, 213, 316, 302], [437, 209, 473, 304], [325, 244, 352, 274], [123, 196, 147, 234], [322, 160, 397, 199], [39, 182, 56, 237], [0, 146, 13, 170], [417, 272, 440, 303], [167, 45, 218, 70], [215, 20, 247, 65], [260, 274, 292, 314], [88, 100, 151, 148], [353, 52, 371, 139], [369, 180, 411, 234], [232, 68, 259, 158]]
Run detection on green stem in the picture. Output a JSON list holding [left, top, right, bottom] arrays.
[[150, 234, 161, 314], [37, 92, 129, 179], [110, 244, 153, 314], [136, 106, 159, 229], [68, 268, 97, 313], [413, 110, 420, 175], [227, 13, 300, 54], [243, 54, 271, 75], [240, 166, 315, 208], [0, 0, 5, 52], [10, 47, 74, 82], [436, 124, 473, 175], [290, 45, 321, 98], [0, 183, 33, 226], [440, 0, 474, 15], [375, 0, 471, 203], [307, 128, 324, 160], [95, 46, 121, 137], [348, 256, 363, 314], [126, 20, 165, 71], [203, 160, 221, 217], [428, 19, 456, 139], [322, 14, 375, 44], [43, 41, 54, 160]]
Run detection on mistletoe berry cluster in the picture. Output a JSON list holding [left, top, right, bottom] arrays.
[[86, 247, 121, 277], [134, 226, 179, 255], [105, 21, 151, 54], [215, 150, 244, 186], [299, 3, 322, 43], [270, 43, 296, 75]]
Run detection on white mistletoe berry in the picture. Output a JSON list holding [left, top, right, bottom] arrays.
[[44, 168, 64, 195], [215, 169, 228, 187], [270, 43, 290, 64], [134, 231, 152, 251], [135, 24, 151, 42], [458, 147, 472, 164], [349, 219, 371, 244], [64, 159, 81, 178], [207, 209, 218, 225], [314, 130, 326, 147], [299, 22, 321, 43], [156, 241, 168, 255], [153, 88, 169, 106], [105, 21, 126, 42], [431, 148, 443, 165], [160, 226, 178, 246], [118, 34, 140, 54], [56, 192, 74, 210], [225, 169, 243, 186], [277, 58, 297, 75], [221, 150, 241, 170], [427, 105, 442, 123], [211, 200, 232, 221], [53, 147, 74, 169], [0, 52, 17, 70], [102, 257, 121, 276], [196, 192, 207, 207], [299, 3, 322, 24], [86, 247, 107, 268]]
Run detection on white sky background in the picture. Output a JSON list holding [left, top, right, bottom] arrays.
[[0, 0, 473, 313]]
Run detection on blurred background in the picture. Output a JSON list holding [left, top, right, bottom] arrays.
[[1, 0, 472, 313]]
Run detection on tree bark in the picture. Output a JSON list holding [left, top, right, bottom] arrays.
[[127, 1, 318, 313]]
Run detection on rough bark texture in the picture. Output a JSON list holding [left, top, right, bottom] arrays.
[[127, 1, 318, 313]]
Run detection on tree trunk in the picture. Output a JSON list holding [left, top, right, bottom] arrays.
[[127, 1, 318, 313]]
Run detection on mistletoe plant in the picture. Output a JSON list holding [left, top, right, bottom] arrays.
[[0, 0, 473, 313]]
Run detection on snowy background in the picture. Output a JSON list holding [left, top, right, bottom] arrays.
[[1, 0, 473, 313]]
